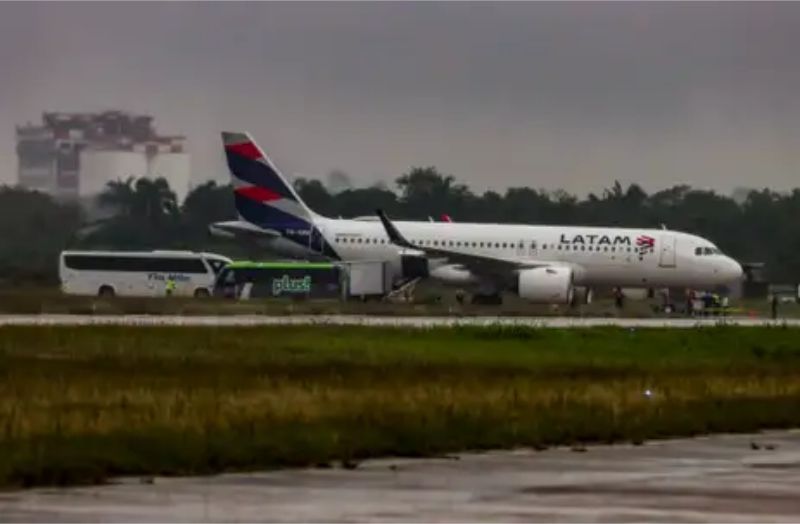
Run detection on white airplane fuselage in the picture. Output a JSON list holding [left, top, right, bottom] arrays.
[[216, 131, 743, 300], [262, 216, 743, 290]]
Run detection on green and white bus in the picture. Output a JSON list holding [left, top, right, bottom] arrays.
[[214, 261, 345, 300]]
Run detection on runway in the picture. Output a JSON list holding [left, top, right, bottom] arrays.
[[0, 313, 798, 328], [2, 431, 800, 522]]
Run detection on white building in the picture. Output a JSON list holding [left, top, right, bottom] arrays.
[[16, 111, 191, 202], [79, 147, 191, 202]]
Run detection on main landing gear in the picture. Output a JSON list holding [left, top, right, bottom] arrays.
[[570, 287, 593, 308]]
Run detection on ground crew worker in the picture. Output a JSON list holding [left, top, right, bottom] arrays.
[[771, 294, 779, 320], [165, 277, 176, 297], [613, 287, 625, 310]]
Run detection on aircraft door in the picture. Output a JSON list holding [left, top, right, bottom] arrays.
[[526, 240, 538, 258], [309, 224, 326, 258], [659, 234, 677, 268]]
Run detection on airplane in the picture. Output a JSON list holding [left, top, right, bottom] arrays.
[[212, 131, 743, 304]]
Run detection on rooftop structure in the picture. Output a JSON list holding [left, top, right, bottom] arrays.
[[16, 111, 190, 201]]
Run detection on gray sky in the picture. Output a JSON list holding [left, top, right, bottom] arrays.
[[1, 2, 799, 196]]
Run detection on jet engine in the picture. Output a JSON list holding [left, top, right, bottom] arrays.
[[517, 266, 574, 304]]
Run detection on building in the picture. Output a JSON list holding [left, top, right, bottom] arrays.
[[16, 111, 190, 202]]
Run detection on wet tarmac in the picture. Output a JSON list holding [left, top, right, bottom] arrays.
[[2, 431, 800, 522], [0, 313, 798, 328]]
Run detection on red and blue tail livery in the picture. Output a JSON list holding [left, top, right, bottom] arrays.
[[222, 132, 339, 259]]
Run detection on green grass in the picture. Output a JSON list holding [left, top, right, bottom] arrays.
[[1, 325, 800, 488]]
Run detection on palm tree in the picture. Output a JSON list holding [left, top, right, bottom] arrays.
[[131, 177, 178, 221], [98, 177, 136, 216]]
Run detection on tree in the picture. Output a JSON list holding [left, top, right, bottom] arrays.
[[97, 177, 136, 216], [84, 177, 181, 249], [2, 164, 799, 284], [326, 169, 352, 194], [0, 187, 82, 283], [294, 178, 337, 216], [181, 180, 236, 247], [396, 167, 473, 219]]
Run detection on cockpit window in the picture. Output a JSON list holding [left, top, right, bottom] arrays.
[[695, 246, 722, 256]]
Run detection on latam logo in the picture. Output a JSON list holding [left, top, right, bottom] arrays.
[[636, 235, 656, 254], [559, 234, 631, 246], [559, 233, 657, 256]]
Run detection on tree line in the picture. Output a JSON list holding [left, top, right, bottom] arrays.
[[1, 167, 798, 284]]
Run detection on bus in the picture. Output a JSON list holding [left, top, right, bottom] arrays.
[[214, 261, 345, 300], [59, 250, 232, 298]]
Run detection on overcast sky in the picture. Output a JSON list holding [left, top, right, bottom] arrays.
[[1, 2, 799, 196]]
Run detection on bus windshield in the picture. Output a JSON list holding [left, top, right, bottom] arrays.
[[206, 257, 229, 275]]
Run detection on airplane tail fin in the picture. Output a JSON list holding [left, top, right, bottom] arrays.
[[221, 131, 316, 229]]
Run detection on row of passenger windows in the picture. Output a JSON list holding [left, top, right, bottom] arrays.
[[695, 247, 722, 256], [64, 255, 209, 273], [336, 237, 638, 253]]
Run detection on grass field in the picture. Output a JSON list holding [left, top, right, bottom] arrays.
[[1, 324, 800, 488]]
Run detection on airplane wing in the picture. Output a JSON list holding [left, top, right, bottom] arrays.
[[209, 220, 281, 240], [376, 210, 553, 278]]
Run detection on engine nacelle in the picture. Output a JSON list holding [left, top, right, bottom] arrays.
[[517, 267, 574, 304], [429, 264, 478, 285]]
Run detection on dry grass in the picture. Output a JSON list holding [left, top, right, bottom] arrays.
[[1, 324, 799, 487]]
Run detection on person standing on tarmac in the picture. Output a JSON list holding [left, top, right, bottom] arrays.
[[165, 277, 176, 297], [613, 287, 625, 311]]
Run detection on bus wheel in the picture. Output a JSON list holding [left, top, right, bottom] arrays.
[[194, 288, 210, 298], [98, 285, 115, 298]]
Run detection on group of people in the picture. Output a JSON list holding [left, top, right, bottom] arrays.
[[684, 290, 729, 317], [610, 287, 732, 317]]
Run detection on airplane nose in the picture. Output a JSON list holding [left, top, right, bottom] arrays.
[[726, 258, 744, 282], [712, 257, 743, 282]]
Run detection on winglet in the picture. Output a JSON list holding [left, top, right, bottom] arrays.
[[376, 209, 415, 249]]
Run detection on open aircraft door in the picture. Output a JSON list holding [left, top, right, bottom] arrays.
[[308, 224, 329, 259], [659, 234, 677, 268]]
